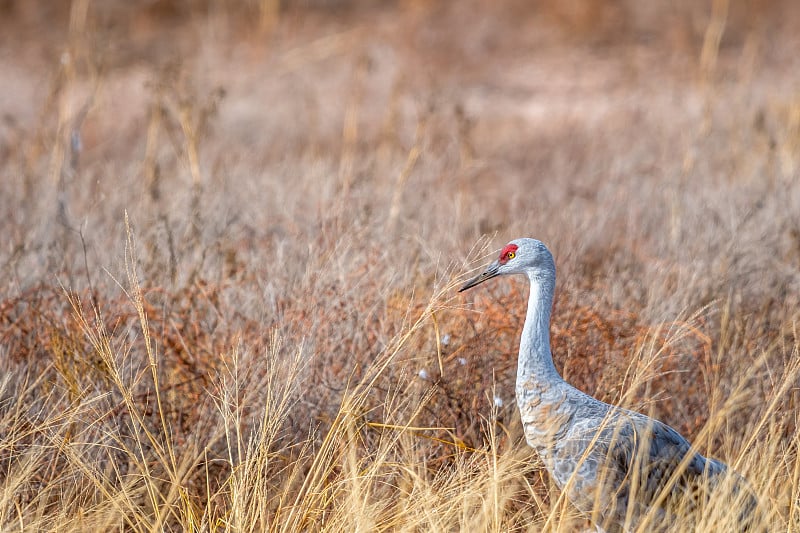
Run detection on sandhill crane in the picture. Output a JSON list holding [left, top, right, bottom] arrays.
[[460, 238, 760, 532]]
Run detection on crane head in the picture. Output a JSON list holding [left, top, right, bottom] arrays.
[[459, 238, 554, 292]]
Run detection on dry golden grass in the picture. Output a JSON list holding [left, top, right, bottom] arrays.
[[2, 0, 800, 530]]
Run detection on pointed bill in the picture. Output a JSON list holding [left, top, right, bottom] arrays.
[[459, 261, 501, 292]]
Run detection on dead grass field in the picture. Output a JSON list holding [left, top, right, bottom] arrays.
[[2, 0, 800, 530]]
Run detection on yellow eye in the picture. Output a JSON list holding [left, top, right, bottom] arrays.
[[507, 252, 515, 259]]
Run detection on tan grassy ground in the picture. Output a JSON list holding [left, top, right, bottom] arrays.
[[1, 0, 800, 531]]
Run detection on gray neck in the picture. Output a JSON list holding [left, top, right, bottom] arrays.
[[517, 268, 563, 387]]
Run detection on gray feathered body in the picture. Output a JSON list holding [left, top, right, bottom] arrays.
[[518, 376, 757, 531]]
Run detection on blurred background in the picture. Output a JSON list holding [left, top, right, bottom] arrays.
[[2, 0, 799, 284]]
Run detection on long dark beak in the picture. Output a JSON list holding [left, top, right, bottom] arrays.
[[459, 261, 501, 292]]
